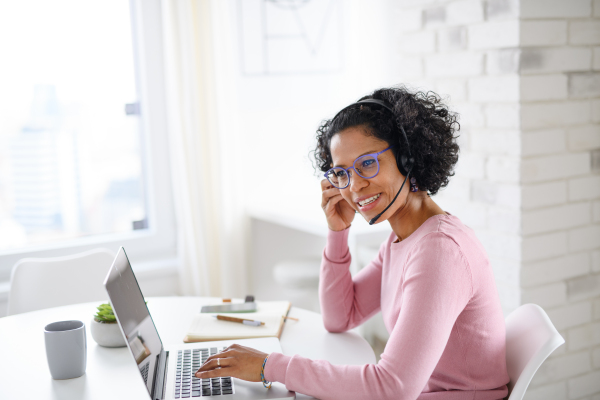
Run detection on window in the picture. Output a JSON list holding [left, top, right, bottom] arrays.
[[0, 0, 176, 279]]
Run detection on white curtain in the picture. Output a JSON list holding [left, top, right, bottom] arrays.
[[161, 0, 246, 297]]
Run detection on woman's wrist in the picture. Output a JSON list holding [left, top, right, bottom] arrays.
[[324, 226, 352, 262], [260, 353, 272, 389], [328, 224, 351, 232]]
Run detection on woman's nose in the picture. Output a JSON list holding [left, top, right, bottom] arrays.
[[348, 171, 368, 192]]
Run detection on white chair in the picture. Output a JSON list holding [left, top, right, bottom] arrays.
[[505, 303, 565, 400], [7, 248, 116, 315]]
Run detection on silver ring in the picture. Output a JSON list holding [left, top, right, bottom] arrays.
[[217, 358, 220, 367]]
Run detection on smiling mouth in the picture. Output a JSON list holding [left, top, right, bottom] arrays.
[[357, 194, 380, 207]]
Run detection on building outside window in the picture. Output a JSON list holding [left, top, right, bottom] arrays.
[[0, 0, 176, 282]]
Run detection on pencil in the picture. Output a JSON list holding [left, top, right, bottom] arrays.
[[213, 314, 265, 326]]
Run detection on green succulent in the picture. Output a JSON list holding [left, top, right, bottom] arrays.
[[94, 301, 148, 323], [94, 303, 117, 323]]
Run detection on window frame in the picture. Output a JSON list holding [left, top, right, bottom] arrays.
[[0, 0, 177, 281]]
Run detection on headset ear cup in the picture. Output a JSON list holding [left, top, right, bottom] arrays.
[[407, 156, 415, 173], [398, 154, 409, 176]]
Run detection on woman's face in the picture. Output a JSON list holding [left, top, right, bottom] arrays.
[[329, 126, 405, 222]]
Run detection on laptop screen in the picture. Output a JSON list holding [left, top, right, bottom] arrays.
[[104, 247, 163, 396]]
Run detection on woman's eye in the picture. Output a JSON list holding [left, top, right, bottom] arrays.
[[336, 170, 347, 178], [361, 159, 376, 168]]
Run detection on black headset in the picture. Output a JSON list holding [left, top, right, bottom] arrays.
[[332, 98, 415, 225], [332, 98, 414, 177]]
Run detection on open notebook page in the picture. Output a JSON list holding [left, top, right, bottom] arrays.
[[184, 301, 291, 342]]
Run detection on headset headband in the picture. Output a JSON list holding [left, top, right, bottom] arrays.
[[332, 99, 394, 121]]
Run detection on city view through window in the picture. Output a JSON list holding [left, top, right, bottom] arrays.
[[0, 0, 147, 251]]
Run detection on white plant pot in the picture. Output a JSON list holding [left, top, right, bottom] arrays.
[[90, 319, 126, 348]]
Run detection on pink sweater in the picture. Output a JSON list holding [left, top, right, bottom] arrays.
[[264, 214, 509, 400]]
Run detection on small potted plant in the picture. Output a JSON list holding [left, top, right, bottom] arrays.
[[90, 302, 126, 347]]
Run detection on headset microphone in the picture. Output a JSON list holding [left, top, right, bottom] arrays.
[[368, 169, 411, 225]]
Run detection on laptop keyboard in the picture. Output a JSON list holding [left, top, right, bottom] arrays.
[[175, 347, 233, 397]]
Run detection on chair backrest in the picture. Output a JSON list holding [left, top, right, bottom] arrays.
[[505, 303, 565, 400], [7, 248, 116, 315]]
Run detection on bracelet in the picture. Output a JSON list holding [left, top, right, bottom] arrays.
[[260, 354, 272, 389]]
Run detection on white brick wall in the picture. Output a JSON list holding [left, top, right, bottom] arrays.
[[424, 53, 484, 77], [569, 225, 600, 252], [521, 128, 566, 156], [569, 125, 600, 150], [520, 48, 592, 74], [521, 252, 590, 287], [522, 282, 567, 308], [547, 302, 592, 331], [485, 104, 520, 128], [525, 381, 567, 400], [522, 231, 567, 261], [520, 74, 568, 101], [521, 101, 591, 129], [392, 1, 600, 398], [570, 21, 600, 45], [529, 349, 591, 386], [438, 27, 467, 52], [468, 76, 520, 102], [468, 21, 519, 49], [522, 180, 567, 209], [521, 21, 567, 46], [569, 370, 600, 399], [570, 175, 600, 200], [521, 152, 590, 182], [445, 0, 484, 25], [520, 0, 591, 19], [522, 202, 591, 235], [569, 322, 600, 350]]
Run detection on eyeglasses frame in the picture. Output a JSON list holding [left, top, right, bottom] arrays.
[[324, 145, 395, 189]]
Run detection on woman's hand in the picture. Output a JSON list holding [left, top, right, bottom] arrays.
[[195, 344, 268, 382], [321, 179, 355, 231]]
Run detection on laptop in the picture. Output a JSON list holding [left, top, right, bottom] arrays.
[[104, 247, 296, 400]]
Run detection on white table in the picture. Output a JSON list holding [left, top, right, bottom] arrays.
[[0, 297, 376, 399]]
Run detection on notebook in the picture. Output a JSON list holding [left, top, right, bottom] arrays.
[[184, 301, 292, 343]]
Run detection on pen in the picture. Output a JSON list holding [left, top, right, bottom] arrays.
[[213, 314, 265, 326]]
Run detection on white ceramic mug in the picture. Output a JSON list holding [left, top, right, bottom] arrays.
[[44, 320, 87, 380]]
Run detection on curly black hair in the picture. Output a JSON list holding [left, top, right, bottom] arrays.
[[313, 86, 460, 196]]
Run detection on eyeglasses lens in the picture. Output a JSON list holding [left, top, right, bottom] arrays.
[[326, 168, 348, 189], [354, 155, 378, 178]]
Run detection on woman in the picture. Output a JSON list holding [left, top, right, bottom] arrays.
[[196, 87, 510, 399]]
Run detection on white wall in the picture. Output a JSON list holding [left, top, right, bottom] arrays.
[[519, 1, 600, 398], [224, 0, 398, 306]]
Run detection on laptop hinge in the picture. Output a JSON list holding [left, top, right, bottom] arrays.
[[151, 349, 169, 400]]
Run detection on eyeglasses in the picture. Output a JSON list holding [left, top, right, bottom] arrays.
[[324, 146, 394, 189]]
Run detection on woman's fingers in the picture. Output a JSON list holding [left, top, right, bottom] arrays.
[[194, 344, 266, 383], [195, 357, 233, 379], [324, 193, 346, 213], [198, 348, 234, 370], [321, 187, 343, 208], [321, 179, 355, 231]]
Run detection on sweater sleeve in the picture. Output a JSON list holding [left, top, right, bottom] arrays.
[[318, 227, 385, 333], [264, 232, 473, 400]]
